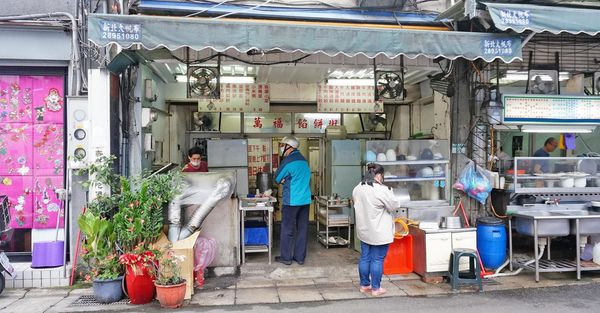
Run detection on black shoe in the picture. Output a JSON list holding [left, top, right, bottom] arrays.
[[275, 256, 292, 265], [294, 259, 305, 265]]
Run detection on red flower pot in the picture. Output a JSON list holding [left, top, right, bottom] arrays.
[[155, 281, 187, 309], [125, 263, 156, 304]]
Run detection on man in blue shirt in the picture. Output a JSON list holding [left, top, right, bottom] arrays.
[[532, 137, 558, 173], [274, 136, 312, 265]]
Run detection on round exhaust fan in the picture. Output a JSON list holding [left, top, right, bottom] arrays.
[[188, 67, 218, 98], [527, 70, 557, 95], [376, 71, 404, 100]]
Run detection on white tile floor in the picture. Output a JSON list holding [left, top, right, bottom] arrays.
[[3, 262, 72, 288]]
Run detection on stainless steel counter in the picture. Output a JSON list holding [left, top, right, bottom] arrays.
[[508, 208, 600, 282]]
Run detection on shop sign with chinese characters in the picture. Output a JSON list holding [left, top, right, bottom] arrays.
[[294, 113, 341, 134], [100, 21, 141, 42], [502, 94, 600, 124], [198, 83, 270, 113], [244, 113, 292, 133], [316, 84, 383, 113]]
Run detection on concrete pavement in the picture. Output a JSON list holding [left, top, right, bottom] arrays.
[[1, 270, 600, 312]]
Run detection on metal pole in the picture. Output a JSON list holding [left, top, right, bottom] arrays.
[[534, 219, 539, 282]]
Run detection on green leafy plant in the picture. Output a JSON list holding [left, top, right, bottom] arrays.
[[79, 155, 121, 218], [78, 211, 122, 280], [113, 170, 184, 253], [151, 244, 186, 286]]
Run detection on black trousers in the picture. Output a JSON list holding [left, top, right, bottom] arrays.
[[279, 204, 310, 262]]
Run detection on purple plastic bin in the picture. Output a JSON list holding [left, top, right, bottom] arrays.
[[31, 241, 64, 268]]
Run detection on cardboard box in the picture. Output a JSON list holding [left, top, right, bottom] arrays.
[[155, 231, 200, 300]]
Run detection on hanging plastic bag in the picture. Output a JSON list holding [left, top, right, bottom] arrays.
[[453, 161, 492, 204], [193, 236, 217, 288]]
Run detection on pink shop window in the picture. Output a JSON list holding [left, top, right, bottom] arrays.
[[32, 176, 64, 229], [33, 124, 64, 176], [0, 176, 34, 229], [0, 123, 33, 176]]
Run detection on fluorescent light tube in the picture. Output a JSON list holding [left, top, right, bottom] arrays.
[[327, 78, 373, 86], [220, 76, 255, 84], [521, 125, 595, 133], [175, 75, 255, 84]]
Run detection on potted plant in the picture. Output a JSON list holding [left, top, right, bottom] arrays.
[[151, 245, 187, 309], [114, 171, 184, 304], [79, 155, 184, 304], [78, 211, 123, 303]]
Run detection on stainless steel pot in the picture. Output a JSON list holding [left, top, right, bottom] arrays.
[[256, 172, 272, 193]]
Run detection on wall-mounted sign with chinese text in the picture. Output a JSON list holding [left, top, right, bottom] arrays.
[[497, 8, 530, 26], [198, 83, 270, 113], [316, 84, 383, 113], [100, 21, 141, 42], [502, 94, 600, 124], [247, 139, 272, 189], [294, 113, 341, 134], [244, 113, 291, 133]]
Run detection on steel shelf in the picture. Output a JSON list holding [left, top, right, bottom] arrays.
[[384, 176, 446, 182], [376, 160, 449, 166], [514, 187, 600, 194], [315, 197, 352, 249]]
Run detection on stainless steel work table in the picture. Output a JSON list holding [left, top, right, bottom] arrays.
[[239, 197, 276, 264], [509, 212, 600, 282]]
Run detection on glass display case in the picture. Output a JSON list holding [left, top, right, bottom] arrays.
[[513, 157, 600, 194], [364, 140, 450, 202]]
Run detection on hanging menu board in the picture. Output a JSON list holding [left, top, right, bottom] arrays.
[[198, 83, 269, 112], [316, 84, 383, 113], [502, 94, 600, 124]]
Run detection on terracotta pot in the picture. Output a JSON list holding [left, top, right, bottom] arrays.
[[155, 280, 187, 309], [125, 263, 156, 304]]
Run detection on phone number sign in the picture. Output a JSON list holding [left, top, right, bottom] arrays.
[[100, 21, 141, 42]]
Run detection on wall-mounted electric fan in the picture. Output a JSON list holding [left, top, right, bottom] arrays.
[[527, 70, 558, 95], [375, 71, 405, 101]]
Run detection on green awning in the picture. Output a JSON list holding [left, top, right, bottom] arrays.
[[88, 13, 522, 63], [485, 2, 600, 35]]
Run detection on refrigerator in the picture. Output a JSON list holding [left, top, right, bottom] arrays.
[[207, 139, 249, 196], [325, 140, 363, 199]]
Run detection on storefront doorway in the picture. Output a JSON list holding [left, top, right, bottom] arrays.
[[0, 71, 66, 257]]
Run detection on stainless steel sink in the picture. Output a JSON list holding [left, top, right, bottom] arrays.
[[514, 211, 570, 237], [550, 210, 600, 235]]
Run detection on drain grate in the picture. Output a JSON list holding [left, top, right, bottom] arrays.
[[69, 295, 131, 307], [482, 278, 501, 286]]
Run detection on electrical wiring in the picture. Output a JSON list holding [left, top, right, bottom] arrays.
[[186, 0, 232, 17], [169, 51, 312, 66], [212, 0, 276, 19]]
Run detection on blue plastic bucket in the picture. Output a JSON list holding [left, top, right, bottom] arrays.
[[476, 217, 506, 269]]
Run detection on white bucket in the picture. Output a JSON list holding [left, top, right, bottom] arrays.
[[593, 243, 600, 265]]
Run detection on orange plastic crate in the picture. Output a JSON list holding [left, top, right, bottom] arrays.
[[383, 235, 413, 275]]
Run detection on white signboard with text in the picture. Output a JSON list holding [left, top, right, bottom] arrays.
[[316, 84, 383, 113], [198, 83, 270, 112], [503, 94, 600, 124]]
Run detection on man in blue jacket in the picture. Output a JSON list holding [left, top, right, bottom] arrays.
[[274, 136, 312, 265]]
